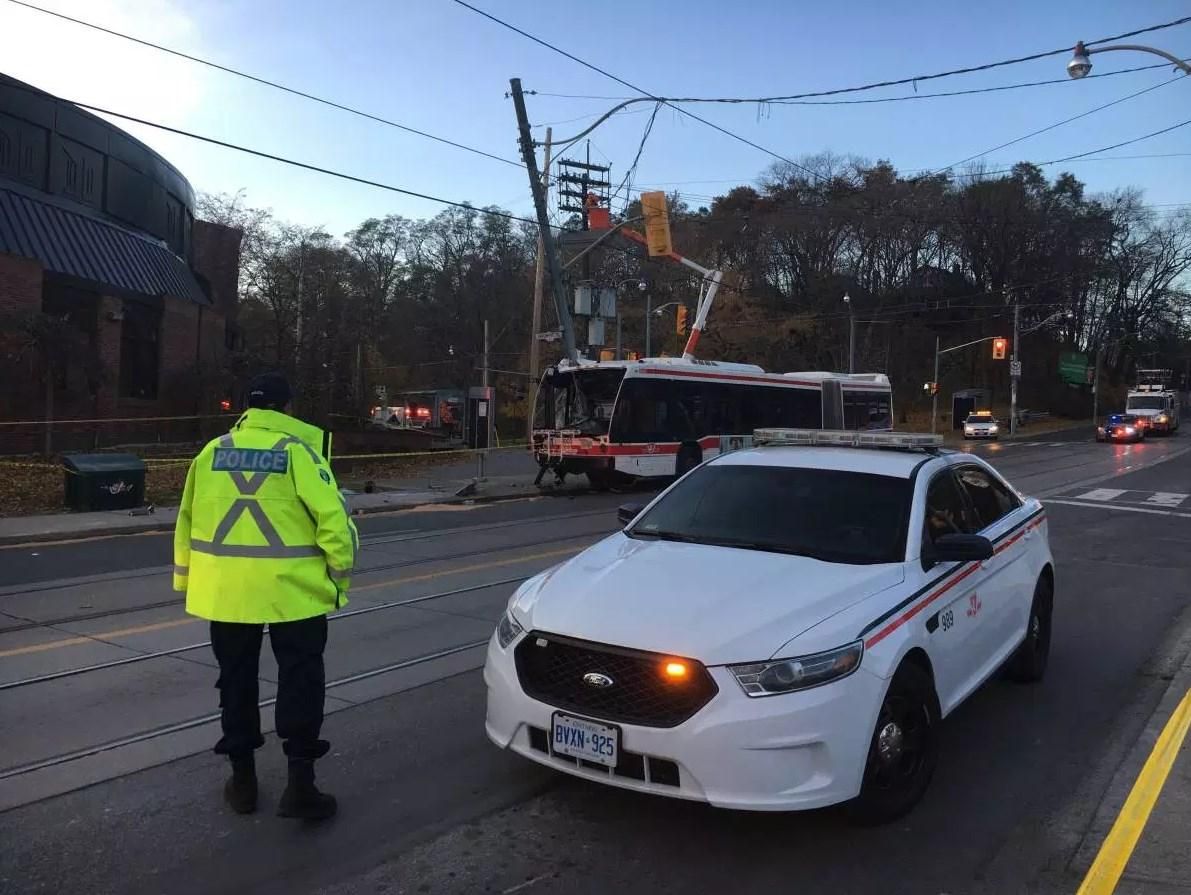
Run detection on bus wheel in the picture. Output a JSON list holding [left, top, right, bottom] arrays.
[[675, 444, 702, 478]]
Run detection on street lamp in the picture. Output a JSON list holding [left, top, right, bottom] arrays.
[[1067, 40, 1191, 79], [613, 279, 648, 360], [843, 293, 855, 373]]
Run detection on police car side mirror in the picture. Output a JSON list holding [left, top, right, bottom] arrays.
[[617, 502, 647, 526], [927, 533, 994, 567]]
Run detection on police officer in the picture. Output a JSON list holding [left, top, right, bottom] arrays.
[[173, 372, 358, 819]]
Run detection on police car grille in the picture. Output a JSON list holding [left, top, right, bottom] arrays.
[[514, 632, 717, 728]]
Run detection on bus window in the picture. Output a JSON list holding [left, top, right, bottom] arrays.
[[843, 389, 893, 430], [778, 387, 822, 428], [610, 378, 672, 442]]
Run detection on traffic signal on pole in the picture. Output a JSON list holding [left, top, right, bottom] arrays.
[[640, 191, 673, 257], [676, 306, 689, 336], [992, 337, 1008, 360]]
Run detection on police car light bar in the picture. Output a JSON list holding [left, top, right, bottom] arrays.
[[753, 429, 944, 450]]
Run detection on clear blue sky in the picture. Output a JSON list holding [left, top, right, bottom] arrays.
[[2, 0, 1189, 235]]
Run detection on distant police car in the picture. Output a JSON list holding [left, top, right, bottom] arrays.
[[1097, 413, 1147, 444], [484, 429, 1054, 823], [963, 412, 1000, 440]]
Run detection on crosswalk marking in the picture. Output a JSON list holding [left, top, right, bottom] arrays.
[[1144, 492, 1190, 508], [1074, 488, 1129, 502]]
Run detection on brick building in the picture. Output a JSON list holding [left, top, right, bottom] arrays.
[[0, 73, 241, 443]]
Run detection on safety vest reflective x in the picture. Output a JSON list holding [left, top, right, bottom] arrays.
[[174, 409, 359, 624]]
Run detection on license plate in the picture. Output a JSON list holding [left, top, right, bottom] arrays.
[[551, 712, 619, 767]]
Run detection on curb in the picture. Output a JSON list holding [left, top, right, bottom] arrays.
[[0, 485, 598, 548]]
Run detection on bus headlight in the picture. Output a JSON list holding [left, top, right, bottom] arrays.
[[729, 642, 863, 696]]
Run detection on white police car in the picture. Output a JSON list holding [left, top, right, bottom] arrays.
[[484, 430, 1054, 823], [963, 412, 1000, 440]]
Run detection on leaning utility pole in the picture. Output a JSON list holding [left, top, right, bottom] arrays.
[[510, 78, 576, 362], [527, 127, 552, 440]]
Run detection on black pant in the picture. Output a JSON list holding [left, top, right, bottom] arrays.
[[210, 615, 329, 761]]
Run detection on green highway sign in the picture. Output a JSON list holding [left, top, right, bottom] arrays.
[[1059, 351, 1092, 385]]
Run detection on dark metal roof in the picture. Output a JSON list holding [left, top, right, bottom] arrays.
[[0, 187, 208, 304]]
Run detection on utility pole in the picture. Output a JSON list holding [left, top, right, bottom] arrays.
[[482, 319, 490, 389], [932, 335, 940, 435], [527, 127, 552, 440], [1091, 343, 1103, 426], [510, 78, 576, 361], [1010, 293, 1020, 436]]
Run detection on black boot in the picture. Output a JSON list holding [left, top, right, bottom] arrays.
[[277, 759, 337, 820], [223, 754, 258, 814]]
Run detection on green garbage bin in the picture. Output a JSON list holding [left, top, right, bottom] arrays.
[[63, 453, 146, 511]]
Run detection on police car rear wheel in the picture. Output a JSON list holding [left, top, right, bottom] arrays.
[[1006, 576, 1052, 684], [848, 662, 940, 825]]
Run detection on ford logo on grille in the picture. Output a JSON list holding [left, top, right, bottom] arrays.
[[583, 672, 614, 689]]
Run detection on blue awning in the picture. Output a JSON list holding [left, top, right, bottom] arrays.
[[0, 187, 208, 304]]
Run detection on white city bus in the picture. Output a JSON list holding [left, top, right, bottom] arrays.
[[532, 358, 893, 487]]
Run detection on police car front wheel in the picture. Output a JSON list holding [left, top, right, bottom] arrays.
[[848, 661, 941, 825], [1005, 575, 1053, 684]]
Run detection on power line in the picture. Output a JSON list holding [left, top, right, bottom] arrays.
[[530, 61, 1179, 107], [951, 116, 1191, 179], [516, 15, 1191, 110], [2, 81, 547, 229], [449, 0, 827, 183], [926, 74, 1183, 175], [2, 0, 523, 169], [612, 103, 662, 209]]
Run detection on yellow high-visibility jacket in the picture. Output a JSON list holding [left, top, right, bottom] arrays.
[[173, 409, 359, 623]]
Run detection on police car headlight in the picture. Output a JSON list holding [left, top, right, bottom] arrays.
[[496, 610, 524, 650], [729, 641, 863, 697], [989, 425, 999, 433]]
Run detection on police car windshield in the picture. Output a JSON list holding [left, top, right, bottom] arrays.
[[628, 464, 912, 564], [1127, 396, 1166, 410], [965, 415, 993, 423]]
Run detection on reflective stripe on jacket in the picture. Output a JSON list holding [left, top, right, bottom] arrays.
[[173, 408, 359, 623]]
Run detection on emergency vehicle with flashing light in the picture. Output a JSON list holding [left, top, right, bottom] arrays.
[[484, 429, 1054, 823], [1096, 412, 1147, 444]]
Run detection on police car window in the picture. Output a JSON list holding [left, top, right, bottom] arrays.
[[955, 466, 1020, 529], [924, 472, 974, 544], [627, 465, 912, 565]]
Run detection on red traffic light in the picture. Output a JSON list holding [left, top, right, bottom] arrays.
[[992, 338, 1008, 360]]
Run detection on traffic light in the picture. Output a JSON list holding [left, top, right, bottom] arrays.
[[640, 191, 673, 257], [992, 337, 1008, 360], [676, 306, 689, 336]]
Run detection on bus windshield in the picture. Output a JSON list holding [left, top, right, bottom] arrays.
[[535, 368, 625, 435], [1127, 396, 1167, 411]]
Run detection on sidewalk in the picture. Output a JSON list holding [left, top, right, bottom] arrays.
[[0, 465, 592, 547], [1072, 635, 1191, 894]]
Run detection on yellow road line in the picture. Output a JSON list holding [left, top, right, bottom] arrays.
[[1076, 687, 1191, 895], [353, 544, 584, 594], [0, 618, 195, 658], [0, 543, 587, 658]]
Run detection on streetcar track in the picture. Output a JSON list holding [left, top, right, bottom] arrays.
[[0, 639, 490, 782], [0, 575, 529, 692], [0, 508, 617, 601], [0, 525, 612, 634]]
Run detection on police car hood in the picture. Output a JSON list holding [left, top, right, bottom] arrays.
[[510, 533, 904, 665]]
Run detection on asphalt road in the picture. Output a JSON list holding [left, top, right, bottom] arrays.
[[3, 431, 1191, 895]]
